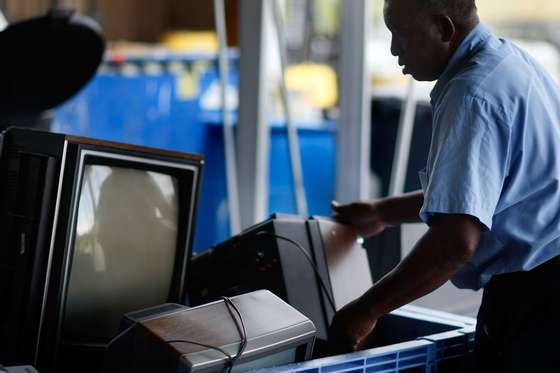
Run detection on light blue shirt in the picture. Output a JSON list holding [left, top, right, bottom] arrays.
[[419, 23, 560, 290]]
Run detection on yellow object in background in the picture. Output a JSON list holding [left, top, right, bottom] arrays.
[[285, 63, 338, 109], [161, 31, 218, 53], [176, 72, 199, 100]]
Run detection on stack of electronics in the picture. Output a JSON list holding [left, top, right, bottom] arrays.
[[0, 128, 371, 372], [0, 127, 376, 373], [0, 127, 474, 373]]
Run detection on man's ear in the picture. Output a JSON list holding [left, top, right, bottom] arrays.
[[435, 14, 455, 42]]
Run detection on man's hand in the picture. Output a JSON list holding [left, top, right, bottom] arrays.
[[331, 192, 424, 234], [327, 297, 379, 355], [331, 200, 388, 238], [328, 213, 481, 356]]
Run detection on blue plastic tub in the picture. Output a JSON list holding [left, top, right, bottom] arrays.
[[251, 306, 476, 373]]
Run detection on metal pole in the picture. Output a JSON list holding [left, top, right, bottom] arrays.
[[237, 0, 270, 227], [388, 78, 417, 196], [213, 0, 241, 235], [272, 0, 308, 216], [337, 0, 371, 203]]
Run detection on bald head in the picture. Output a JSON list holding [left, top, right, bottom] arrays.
[[383, 0, 479, 81], [417, 0, 477, 23]]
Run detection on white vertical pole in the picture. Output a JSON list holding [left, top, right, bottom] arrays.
[[388, 77, 417, 196], [213, 0, 241, 234], [272, 0, 308, 216], [337, 0, 371, 203], [237, 0, 270, 228]]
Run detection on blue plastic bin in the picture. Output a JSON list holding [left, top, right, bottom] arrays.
[[251, 306, 476, 373], [263, 340, 436, 373]]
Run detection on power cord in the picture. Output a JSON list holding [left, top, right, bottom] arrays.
[[220, 296, 247, 373], [255, 231, 337, 314], [166, 296, 247, 373]]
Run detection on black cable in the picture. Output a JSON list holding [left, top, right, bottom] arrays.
[[255, 231, 337, 313], [221, 296, 248, 373], [165, 296, 248, 373]]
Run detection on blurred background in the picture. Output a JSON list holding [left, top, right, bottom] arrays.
[[3, 0, 560, 317]]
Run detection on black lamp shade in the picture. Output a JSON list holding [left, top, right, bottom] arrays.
[[0, 9, 105, 120]]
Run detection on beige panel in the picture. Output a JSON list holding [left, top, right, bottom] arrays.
[[3, 0, 237, 43], [5, 0, 89, 21], [477, 0, 560, 22], [98, 0, 168, 42], [5, 0, 49, 21], [317, 218, 373, 309]]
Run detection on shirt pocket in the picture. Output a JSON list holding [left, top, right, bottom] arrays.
[[418, 168, 428, 192]]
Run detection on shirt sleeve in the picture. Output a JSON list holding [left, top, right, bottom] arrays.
[[420, 94, 511, 230]]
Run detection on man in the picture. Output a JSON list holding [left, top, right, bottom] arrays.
[[329, 0, 560, 371]]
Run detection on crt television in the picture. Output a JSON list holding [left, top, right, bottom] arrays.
[[0, 127, 203, 373]]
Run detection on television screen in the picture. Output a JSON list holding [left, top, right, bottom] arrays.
[[0, 128, 203, 373], [63, 165, 180, 343]]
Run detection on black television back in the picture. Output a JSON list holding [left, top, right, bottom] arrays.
[[0, 127, 203, 373], [189, 214, 373, 343]]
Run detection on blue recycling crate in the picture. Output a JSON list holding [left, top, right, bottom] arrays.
[[397, 305, 477, 362], [260, 340, 436, 373], [252, 306, 476, 373]]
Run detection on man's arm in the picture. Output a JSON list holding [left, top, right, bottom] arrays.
[[331, 190, 424, 238], [328, 213, 482, 353], [378, 190, 425, 224]]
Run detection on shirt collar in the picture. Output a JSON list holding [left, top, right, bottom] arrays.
[[430, 23, 492, 104]]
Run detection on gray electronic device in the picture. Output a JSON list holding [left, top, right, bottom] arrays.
[[104, 290, 316, 373]]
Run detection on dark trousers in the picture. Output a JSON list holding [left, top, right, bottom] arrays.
[[474, 256, 560, 372]]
